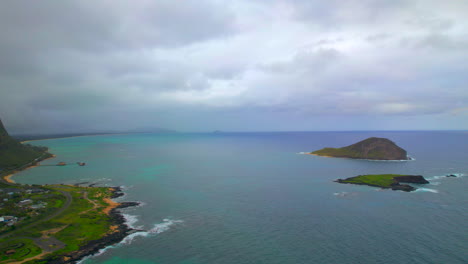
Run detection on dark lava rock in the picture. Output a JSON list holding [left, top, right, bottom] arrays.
[[390, 183, 416, 192], [446, 174, 457, 177], [393, 175, 429, 184], [41, 188, 141, 264]]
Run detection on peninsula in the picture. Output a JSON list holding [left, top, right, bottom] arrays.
[[0, 118, 138, 263], [311, 137, 409, 160], [335, 174, 429, 192]]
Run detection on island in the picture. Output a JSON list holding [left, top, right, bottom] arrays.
[[0, 118, 139, 263], [335, 174, 429, 192], [311, 137, 409, 160]]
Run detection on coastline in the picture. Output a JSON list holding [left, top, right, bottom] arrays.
[[0, 149, 140, 263], [20, 133, 131, 144], [1, 154, 56, 184], [41, 187, 141, 264], [308, 153, 412, 161]]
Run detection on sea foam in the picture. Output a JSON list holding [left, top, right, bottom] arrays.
[[415, 188, 439, 193], [78, 217, 183, 262], [121, 218, 183, 245]]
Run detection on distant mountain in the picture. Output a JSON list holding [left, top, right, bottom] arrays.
[[311, 137, 409, 160], [0, 118, 51, 170]]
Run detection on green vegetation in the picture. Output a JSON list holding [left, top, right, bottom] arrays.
[[0, 117, 122, 263], [0, 238, 42, 262], [338, 174, 403, 187], [335, 174, 429, 192], [312, 147, 371, 159], [0, 119, 51, 171], [0, 185, 117, 263], [311, 137, 408, 160]]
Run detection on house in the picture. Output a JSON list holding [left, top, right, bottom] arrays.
[[30, 202, 47, 209], [0, 188, 22, 195], [18, 199, 33, 206], [25, 188, 46, 194], [1, 216, 17, 222]]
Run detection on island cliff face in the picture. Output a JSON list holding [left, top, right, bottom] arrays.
[[311, 137, 409, 160]]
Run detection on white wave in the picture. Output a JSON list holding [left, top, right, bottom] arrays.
[[333, 192, 348, 197], [297, 152, 310, 155], [78, 218, 183, 262], [122, 213, 143, 229], [77, 244, 118, 263], [415, 188, 439, 193], [426, 173, 465, 181], [121, 218, 183, 245]]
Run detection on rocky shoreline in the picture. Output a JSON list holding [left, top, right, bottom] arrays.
[[39, 187, 141, 264]]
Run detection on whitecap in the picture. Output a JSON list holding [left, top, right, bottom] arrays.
[[122, 213, 143, 229], [121, 218, 183, 245], [333, 192, 348, 197], [415, 188, 439, 193], [427, 173, 465, 181], [79, 218, 183, 262]]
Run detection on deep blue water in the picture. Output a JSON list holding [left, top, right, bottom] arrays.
[[14, 131, 468, 264]]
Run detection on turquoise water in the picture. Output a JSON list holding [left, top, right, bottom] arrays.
[[14, 132, 468, 264]]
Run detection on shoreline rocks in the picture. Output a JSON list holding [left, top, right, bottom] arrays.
[[39, 187, 141, 264]]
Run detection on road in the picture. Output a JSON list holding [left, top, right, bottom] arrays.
[[0, 189, 72, 240]]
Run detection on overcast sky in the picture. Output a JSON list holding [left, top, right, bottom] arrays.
[[0, 0, 467, 134]]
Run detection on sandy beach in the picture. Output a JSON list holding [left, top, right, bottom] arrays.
[[2, 154, 56, 184], [103, 189, 121, 215]]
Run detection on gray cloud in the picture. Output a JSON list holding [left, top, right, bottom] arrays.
[[0, 0, 467, 133]]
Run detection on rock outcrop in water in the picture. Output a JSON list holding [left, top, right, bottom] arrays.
[[311, 137, 409, 160], [335, 174, 429, 192]]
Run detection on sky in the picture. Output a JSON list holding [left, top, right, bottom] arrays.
[[0, 0, 467, 134]]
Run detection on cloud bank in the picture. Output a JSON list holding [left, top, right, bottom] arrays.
[[0, 0, 467, 133]]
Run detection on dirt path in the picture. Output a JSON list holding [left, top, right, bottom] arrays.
[[80, 191, 100, 215], [7, 251, 49, 264]]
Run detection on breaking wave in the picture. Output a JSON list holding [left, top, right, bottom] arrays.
[[78, 217, 183, 262], [121, 218, 183, 245], [415, 188, 439, 193], [426, 173, 464, 181]]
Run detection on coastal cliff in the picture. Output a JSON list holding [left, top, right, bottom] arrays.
[[311, 137, 409, 160]]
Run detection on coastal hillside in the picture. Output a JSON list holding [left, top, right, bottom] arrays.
[[311, 137, 408, 160], [0, 118, 50, 170]]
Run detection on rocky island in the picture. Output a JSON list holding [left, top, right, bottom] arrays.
[[335, 174, 429, 192], [311, 137, 409, 160]]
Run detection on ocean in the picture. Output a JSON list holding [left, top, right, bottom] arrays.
[[14, 131, 468, 264]]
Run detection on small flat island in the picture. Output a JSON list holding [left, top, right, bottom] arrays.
[[335, 174, 429, 192], [311, 137, 409, 160]]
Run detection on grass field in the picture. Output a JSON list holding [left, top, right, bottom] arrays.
[[0, 238, 42, 262], [339, 174, 403, 187], [0, 185, 117, 263]]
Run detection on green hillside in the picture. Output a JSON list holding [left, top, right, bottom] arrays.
[[0, 118, 51, 171]]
